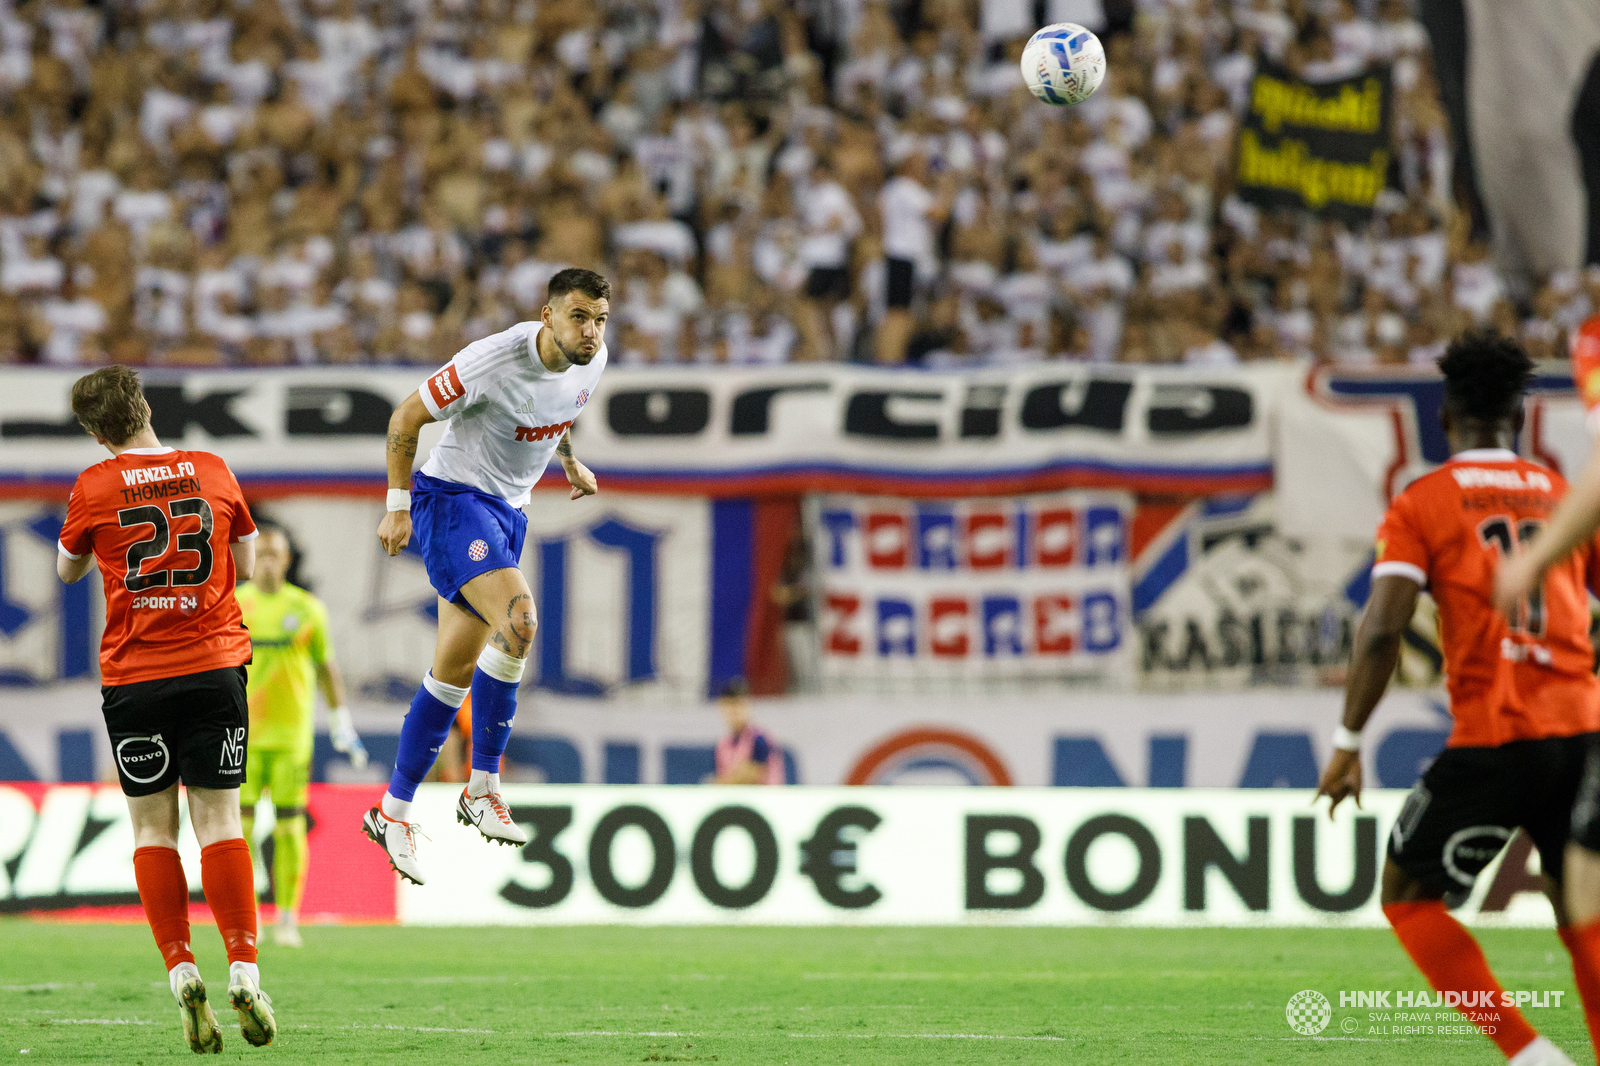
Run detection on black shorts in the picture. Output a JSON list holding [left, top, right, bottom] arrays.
[[1388, 733, 1597, 897], [102, 666, 249, 797], [885, 257, 915, 309], [1568, 737, 1600, 851], [805, 266, 851, 301]]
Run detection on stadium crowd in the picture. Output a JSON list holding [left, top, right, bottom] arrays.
[[0, 0, 1594, 370]]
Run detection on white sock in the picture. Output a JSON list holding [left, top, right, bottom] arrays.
[[1507, 1037, 1563, 1066], [467, 769, 500, 798], [169, 960, 200, 1000], [229, 960, 260, 989], [380, 792, 412, 821]]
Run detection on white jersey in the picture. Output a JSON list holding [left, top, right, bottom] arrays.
[[417, 321, 607, 507]]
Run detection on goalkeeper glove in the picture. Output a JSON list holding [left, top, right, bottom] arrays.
[[328, 707, 368, 769]]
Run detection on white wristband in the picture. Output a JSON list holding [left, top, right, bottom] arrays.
[[1332, 725, 1363, 753], [386, 489, 411, 512]]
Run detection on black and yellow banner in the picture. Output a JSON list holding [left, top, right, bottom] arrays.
[[1235, 61, 1392, 223]]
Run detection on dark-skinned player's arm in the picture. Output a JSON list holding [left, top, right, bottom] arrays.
[[377, 391, 436, 557], [1314, 574, 1420, 818]]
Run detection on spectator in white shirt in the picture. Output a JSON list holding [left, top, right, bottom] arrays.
[[33, 269, 105, 366], [876, 153, 953, 363], [1, 232, 63, 296], [797, 158, 862, 361]]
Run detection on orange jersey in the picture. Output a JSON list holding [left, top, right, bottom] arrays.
[[1374, 449, 1600, 747], [58, 447, 257, 686], [1574, 313, 1600, 430]]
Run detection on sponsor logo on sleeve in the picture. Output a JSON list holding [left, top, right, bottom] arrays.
[[428, 364, 465, 409]]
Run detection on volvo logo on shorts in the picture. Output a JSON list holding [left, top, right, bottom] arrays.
[[468, 539, 489, 562], [116, 733, 171, 784], [1442, 825, 1514, 886]]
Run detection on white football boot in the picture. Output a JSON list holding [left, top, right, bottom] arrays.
[[362, 805, 427, 885], [227, 963, 276, 1047], [1509, 1037, 1577, 1066], [171, 963, 223, 1054], [455, 788, 528, 846]]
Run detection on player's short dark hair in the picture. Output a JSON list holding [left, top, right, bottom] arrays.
[[70, 365, 150, 446], [547, 267, 610, 305], [1437, 332, 1535, 425]]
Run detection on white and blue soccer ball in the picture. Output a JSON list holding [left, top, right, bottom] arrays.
[[1020, 23, 1106, 106]]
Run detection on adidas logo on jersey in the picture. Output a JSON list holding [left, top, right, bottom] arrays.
[[513, 420, 573, 442]]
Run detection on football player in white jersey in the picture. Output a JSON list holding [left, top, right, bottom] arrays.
[[361, 268, 608, 883]]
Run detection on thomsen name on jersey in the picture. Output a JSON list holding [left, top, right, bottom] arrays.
[[118, 460, 203, 504]]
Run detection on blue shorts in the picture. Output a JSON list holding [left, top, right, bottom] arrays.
[[411, 471, 527, 617]]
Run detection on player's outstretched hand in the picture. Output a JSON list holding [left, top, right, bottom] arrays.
[[378, 510, 412, 556], [1492, 549, 1539, 619], [1314, 748, 1362, 820], [565, 459, 598, 501], [329, 707, 369, 770]]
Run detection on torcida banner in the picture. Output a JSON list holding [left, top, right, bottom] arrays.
[[0, 365, 1286, 499]]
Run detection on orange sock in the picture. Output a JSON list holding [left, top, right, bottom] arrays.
[[132, 846, 193, 971], [1384, 901, 1538, 1059], [200, 839, 258, 965], [1561, 921, 1600, 1054]]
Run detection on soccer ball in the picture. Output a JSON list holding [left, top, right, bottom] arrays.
[[1019, 23, 1106, 106]]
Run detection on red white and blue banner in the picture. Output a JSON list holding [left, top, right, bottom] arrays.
[[812, 491, 1134, 687], [1276, 362, 1587, 543], [0, 365, 1285, 500]]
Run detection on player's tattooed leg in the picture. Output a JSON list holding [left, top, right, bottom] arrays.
[[491, 593, 535, 658]]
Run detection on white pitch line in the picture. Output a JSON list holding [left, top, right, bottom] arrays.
[[344, 1023, 499, 1034], [41, 1018, 155, 1026], [547, 1024, 697, 1030], [786, 1032, 1068, 1042]]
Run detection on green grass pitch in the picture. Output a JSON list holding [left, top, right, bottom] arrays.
[[0, 923, 1592, 1064]]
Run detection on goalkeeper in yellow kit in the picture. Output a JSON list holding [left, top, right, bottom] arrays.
[[236, 525, 365, 947]]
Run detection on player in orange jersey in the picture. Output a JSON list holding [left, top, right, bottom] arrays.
[[54, 366, 275, 1054], [1317, 334, 1598, 1066], [1494, 312, 1600, 1059]]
